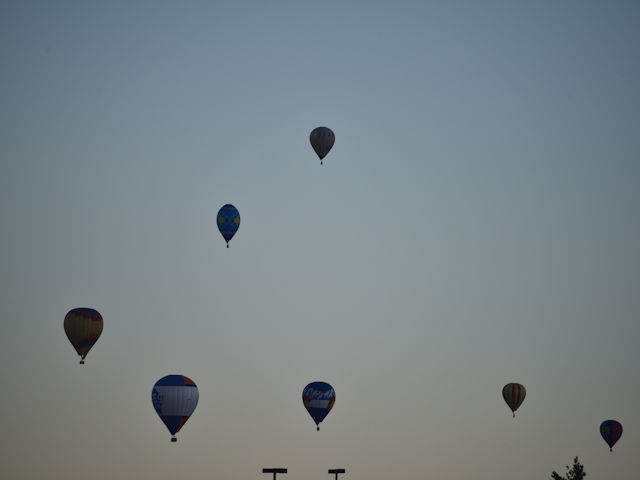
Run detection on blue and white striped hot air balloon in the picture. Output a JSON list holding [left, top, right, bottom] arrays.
[[302, 381, 335, 431], [152, 375, 199, 442]]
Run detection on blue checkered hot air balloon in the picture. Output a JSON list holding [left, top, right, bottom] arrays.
[[217, 204, 240, 247]]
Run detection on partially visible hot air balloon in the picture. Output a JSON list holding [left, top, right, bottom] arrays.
[[502, 383, 526, 417], [600, 420, 623, 451], [310, 127, 335, 165], [302, 381, 335, 430], [217, 204, 240, 247], [64, 308, 103, 364], [151, 375, 199, 442]]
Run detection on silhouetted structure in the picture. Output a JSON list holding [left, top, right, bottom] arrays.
[[328, 468, 346, 480], [263, 467, 288, 480]]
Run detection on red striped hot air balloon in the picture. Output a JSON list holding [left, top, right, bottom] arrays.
[[502, 383, 526, 417], [64, 308, 103, 364]]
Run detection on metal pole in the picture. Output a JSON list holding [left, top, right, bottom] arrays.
[[263, 467, 288, 480], [328, 468, 346, 480]]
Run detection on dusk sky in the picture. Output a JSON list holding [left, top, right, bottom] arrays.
[[1, 1, 639, 479]]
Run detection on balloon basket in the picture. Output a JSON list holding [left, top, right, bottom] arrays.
[[171, 437, 177, 443], [79, 360, 85, 365]]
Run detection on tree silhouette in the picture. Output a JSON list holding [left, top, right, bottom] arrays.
[[550, 456, 586, 480]]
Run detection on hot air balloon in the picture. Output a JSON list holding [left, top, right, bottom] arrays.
[[63, 308, 103, 364], [502, 383, 526, 417], [217, 204, 240, 247], [151, 375, 199, 442], [600, 420, 623, 451], [309, 127, 335, 165], [302, 381, 335, 430]]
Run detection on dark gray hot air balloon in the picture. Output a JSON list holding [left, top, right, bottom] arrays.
[[309, 127, 335, 165]]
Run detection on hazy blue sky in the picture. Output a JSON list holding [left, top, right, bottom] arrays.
[[1, 1, 639, 479]]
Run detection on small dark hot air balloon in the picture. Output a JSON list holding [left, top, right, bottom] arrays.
[[502, 383, 526, 417], [64, 308, 103, 364], [600, 419, 622, 451], [303, 381, 335, 430], [309, 127, 335, 165], [217, 204, 240, 247], [151, 375, 199, 442]]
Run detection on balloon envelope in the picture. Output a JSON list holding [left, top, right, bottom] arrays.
[[600, 419, 623, 451], [63, 308, 103, 363], [217, 204, 240, 246], [502, 383, 526, 417], [152, 375, 199, 441], [302, 381, 335, 430], [309, 127, 335, 163]]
